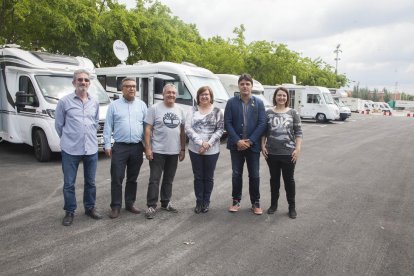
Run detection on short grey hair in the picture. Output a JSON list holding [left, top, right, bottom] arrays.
[[73, 69, 91, 80], [121, 77, 136, 87], [163, 83, 177, 94]]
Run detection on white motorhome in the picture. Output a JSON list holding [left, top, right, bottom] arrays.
[[340, 97, 370, 113], [333, 97, 352, 121], [372, 102, 392, 113], [0, 45, 110, 161], [216, 74, 272, 109], [264, 84, 340, 122], [96, 61, 229, 114]]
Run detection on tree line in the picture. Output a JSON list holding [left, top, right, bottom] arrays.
[[1, 0, 347, 88]]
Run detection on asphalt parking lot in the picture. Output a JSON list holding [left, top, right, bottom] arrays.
[[1, 113, 414, 275]]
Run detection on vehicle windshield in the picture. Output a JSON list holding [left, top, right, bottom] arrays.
[[35, 75, 110, 104], [334, 98, 346, 107], [252, 92, 272, 108], [323, 93, 335, 104], [187, 76, 229, 102]]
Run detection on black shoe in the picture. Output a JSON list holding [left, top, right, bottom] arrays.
[[62, 212, 74, 226], [109, 207, 120, 219], [194, 203, 202, 214], [85, 207, 103, 220], [267, 205, 277, 214], [288, 208, 297, 219], [201, 203, 209, 213]]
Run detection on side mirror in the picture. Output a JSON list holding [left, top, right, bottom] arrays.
[[113, 93, 120, 100], [15, 91, 33, 112]]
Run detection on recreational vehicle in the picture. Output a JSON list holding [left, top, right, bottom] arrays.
[[0, 45, 110, 161], [264, 84, 340, 122], [216, 74, 272, 109], [340, 97, 371, 113], [96, 61, 229, 114]]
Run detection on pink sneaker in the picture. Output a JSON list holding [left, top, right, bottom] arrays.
[[251, 204, 263, 215], [228, 201, 241, 212]]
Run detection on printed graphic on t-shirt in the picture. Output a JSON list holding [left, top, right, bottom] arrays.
[[163, 112, 181, 128]]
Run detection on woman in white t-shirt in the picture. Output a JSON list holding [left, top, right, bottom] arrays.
[[185, 86, 224, 213], [261, 87, 303, 219]]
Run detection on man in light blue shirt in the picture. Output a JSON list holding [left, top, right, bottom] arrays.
[[55, 69, 103, 226], [104, 78, 148, 219]]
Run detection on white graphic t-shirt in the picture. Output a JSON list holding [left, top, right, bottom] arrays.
[[145, 102, 185, 154]]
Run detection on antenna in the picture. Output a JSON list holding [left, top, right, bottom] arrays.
[[113, 40, 129, 65], [334, 44, 342, 74]]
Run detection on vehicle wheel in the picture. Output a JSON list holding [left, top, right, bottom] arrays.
[[316, 113, 326, 123], [33, 129, 52, 162]]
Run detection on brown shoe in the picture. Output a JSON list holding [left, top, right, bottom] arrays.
[[125, 205, 141, 214], [109, 207, 120, 219]]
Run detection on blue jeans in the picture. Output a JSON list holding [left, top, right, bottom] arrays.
[[189, 150, 219, 205], [230, 149, 261, 204], [61, 151, 98, 214]]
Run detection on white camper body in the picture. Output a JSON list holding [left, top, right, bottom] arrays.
[[216, 74, 272, 109], [263, 84, 340, 122], [333, 97, 352, 120], [0, 45, 110, 161], [340, 97, 370, 113], [96, 61, 229, 114]]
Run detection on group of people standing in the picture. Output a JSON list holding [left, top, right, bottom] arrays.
[[55, 70, 302, 226]]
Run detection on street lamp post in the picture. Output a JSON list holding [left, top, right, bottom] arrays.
[[334, 44, 342, 75]]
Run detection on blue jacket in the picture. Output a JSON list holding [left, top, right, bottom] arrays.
[[224, 95, 267, 153]]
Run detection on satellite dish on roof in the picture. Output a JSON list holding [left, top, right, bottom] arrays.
[[113, 40, 129, 64]]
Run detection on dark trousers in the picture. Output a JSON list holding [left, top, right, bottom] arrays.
[[110, 142, 144, 209], [146, 153, 178, 208], [189, 150, 220, 205], [230, 149, 261, 205], [265, 154, 296, 207]]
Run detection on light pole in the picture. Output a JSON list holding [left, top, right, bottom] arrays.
[[334, 44, 342, 75]]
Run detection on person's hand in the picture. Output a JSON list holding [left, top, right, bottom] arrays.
[[291, 148, 300, 163], [104, 148, 112, 157], [237, 139, 250, 151], [145, 148, 153, 161], [261, 145, 268, 159], [198, 142, 210, 155], [179, 150, 185, 161]]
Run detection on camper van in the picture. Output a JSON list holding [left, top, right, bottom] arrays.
[[0, 45, 110, 161], [264, 84, 340, 122], [372, 102, 392, 113], [340, 97, 370, 113], [333, 97, 352, 121], [216, 74, 272, 109], [95, 61, 229, 114]]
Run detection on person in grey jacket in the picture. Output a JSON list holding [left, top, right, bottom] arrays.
[[224, 74, 267, 215]]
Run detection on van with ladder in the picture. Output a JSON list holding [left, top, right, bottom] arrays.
[[0, 44, 110, 161]]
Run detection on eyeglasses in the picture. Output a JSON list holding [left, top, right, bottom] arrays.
[[77, 78, 90, 82], [123, 85, 136, 89]]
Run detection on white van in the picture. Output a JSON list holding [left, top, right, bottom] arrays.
[[95, 61, 229, 114], [372, 102, 392, 113], [340, 97, 370, 113], [264, 84, 340, 122], [0, 45, 110, 161], [333, 97, 352, 121], [216, 74, 272, 109]]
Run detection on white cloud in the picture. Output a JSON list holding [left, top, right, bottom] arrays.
[[119, 0, 414, 94]]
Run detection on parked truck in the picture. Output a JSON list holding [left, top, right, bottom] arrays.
[[0, 45, 110, 161], [263, 84, 340, 122]]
